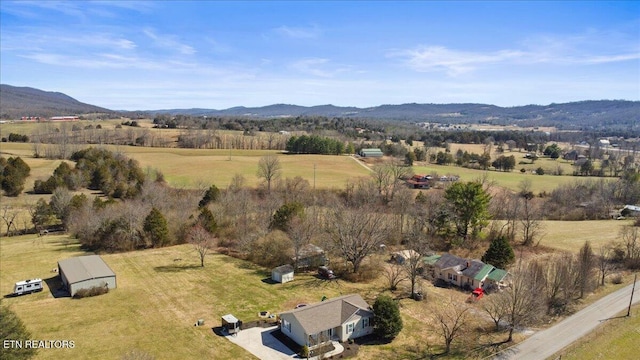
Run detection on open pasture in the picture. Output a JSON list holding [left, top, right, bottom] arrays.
[[538, 220, 633, 253], [412, 163, 605, 194], [0, 234, 378, 359]]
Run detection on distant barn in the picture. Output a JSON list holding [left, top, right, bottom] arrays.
[[58, 255, 117, 297]]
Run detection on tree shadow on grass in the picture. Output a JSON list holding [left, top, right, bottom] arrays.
[[154, 264, 203, 272]]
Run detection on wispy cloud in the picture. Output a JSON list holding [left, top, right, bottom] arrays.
[[143, 28, 195, 55], [274, 25, 321, 39], [391, 46, 524, 76], [289, 58, 352, 78], [393, 41, 639, 76]]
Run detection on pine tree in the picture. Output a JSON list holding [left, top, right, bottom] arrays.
[[0, 307, 37, 359], [481, 235, 515, 269], [198, 185, 220, 208], [373, 294, 403, 341], [197, 207, 217, 233], [143, 207, 169, 248]]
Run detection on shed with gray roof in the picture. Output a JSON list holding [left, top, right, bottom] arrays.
[[58, 255, 116, 297]]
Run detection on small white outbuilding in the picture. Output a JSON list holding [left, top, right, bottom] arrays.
[[271, 264, 294, 283]]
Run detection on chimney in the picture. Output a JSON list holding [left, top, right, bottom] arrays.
[[466, 261, 470, 269]]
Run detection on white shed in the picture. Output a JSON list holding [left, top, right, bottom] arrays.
[[272, 264, 294, 283]]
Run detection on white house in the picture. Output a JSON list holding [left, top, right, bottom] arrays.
[[272, 264, 294, 283], [279, 294, 374, 349]]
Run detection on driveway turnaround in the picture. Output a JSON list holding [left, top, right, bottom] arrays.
[[226, 326, 296, 360], [226, 326, 346, 360], [494, 279, 640, 360]]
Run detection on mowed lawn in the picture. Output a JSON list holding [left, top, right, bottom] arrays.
[[0, 234, 386, 360], [538, 220, 633, 253]]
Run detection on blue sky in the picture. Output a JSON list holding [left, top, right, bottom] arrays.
[[1, 1, 638, 110]]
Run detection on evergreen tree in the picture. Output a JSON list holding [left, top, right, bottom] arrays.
[[143, 207, 169, 248], [198, 185, 220, 208], [270, 202, 304, 231], [197, 207, 217, 233], [481, 235, 515, 269], [1, 156, 31, 196], [373, 294, 403, 341], [0, 306, 37, 360], [444, 181, 492, 244]]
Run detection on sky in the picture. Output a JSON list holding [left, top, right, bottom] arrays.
[[1, 1, 639, 110]]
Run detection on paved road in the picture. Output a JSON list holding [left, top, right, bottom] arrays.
[[494, 278, 640, 360]]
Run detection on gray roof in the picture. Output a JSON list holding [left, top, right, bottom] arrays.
[[280, 294, 372, 335], [273, 264, 294, 274], [433, 253, 488, 279], [58, 255, 115, 284]]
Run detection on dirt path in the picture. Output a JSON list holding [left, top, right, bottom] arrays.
[[493, 279, 640, 360], [349, 155, 372, 172]]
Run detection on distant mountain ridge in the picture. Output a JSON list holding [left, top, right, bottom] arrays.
[[1, 84, 638, 130], [0, 84, 111, 118]]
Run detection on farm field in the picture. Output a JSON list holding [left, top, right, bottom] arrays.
[[0, 142, 369, 190], [412, 162, 608, 194], [538, 220, 633, 253]]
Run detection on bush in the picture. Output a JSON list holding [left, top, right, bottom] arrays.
[[73, 285, 109, 299], [299, 345, 309, 358], [373, 294, 403, 341], [611, 274, 623, 284]]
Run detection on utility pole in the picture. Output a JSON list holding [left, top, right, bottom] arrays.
[[627, 273, 637, 317], [313, 163, 316, 191]]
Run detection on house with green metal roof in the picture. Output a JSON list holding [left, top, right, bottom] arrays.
[[432, 253, 509, 291]]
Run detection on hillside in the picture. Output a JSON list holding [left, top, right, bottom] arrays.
[[2, 84, 638, 131], [153, 101, 640, 130], [0, 84, 112, 119]]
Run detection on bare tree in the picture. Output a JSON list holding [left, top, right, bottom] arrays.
[[577, 241, 596, 298], [288, 215, 314, 269], [542, 253, 576, 315], [483, 291, 509, 331], [620, 225, 640, 268], [430, 297, 470, 354], [384, 263, 407, 291], [257, 155, 282, 192], [403, 218, 431, 298], [596, 245, 614, 287], [503, 260, 546, 342], [188, 225, 216, 267], [519, 180, 543, 246], [327, 205, 389, 273], [1, 205, 18, 236]]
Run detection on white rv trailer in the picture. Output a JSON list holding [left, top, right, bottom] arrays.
[[13, 278, 43, 296]]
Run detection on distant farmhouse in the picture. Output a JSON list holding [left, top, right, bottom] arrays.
[[279, 294, 374, 349], [58, 255, 116, 297]]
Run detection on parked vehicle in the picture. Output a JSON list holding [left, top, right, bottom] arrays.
[[318, 266, 335, 279], [13, 279, 43, 296]]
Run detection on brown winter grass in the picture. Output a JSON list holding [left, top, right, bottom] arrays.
[[537, 220, 634, 253], [0, 234, 380, 360]]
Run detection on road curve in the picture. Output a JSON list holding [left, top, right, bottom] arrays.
[[493, 278, 640, 360]]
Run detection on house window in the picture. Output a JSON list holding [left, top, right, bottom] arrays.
[[282, 319, 291, 332], [448, 273, 452, 280], [346, 323, 354, 334], [452, 275, 457, 281], [362, 317, 369, 328]]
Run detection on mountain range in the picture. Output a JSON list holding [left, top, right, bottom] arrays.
[[1, 84, 638, 130]]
